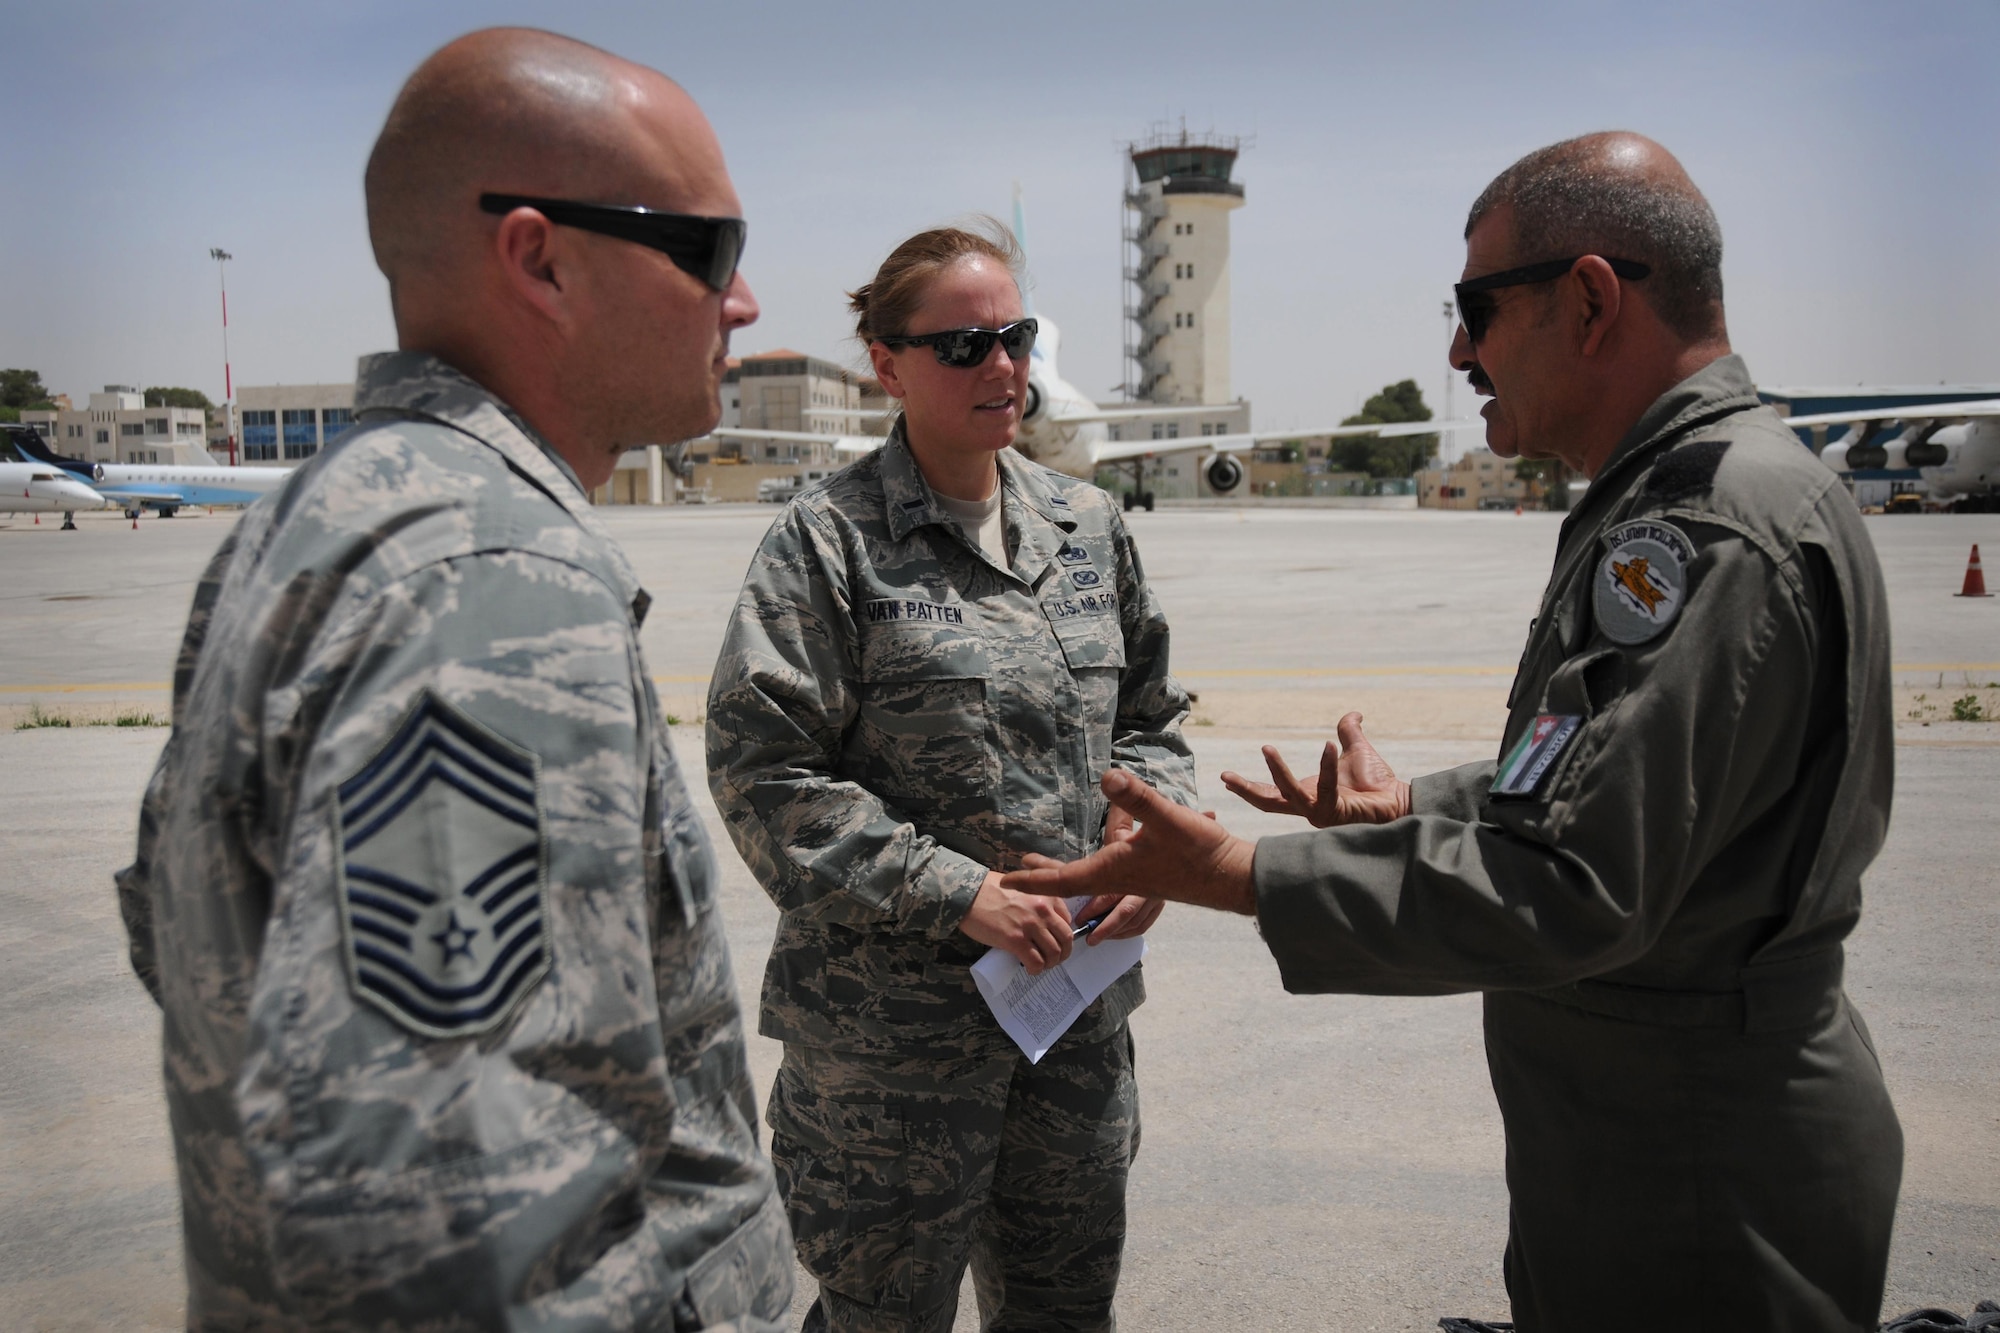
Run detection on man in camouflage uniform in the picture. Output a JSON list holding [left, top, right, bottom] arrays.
[[706, 422, 1198, 1331], [114, 30, 791, 1329], [1005, 134, 1904, 1331]]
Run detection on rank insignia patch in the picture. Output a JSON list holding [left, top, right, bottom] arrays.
[[1491, 714, 1583, 797], [1594, 518, 1693, 645], [336, 693, 547, 1039]]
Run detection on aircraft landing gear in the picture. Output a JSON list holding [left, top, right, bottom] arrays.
[[1120, 489, 1157, 512], [124, 509, 142, 520], [60, 512, 77, 531]]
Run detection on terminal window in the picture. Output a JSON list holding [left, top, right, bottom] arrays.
[[146, 418, 169, 435], [121, 422, 144, 437], [243, 410, 278, 462], [321, 407, 355, 442], [96, 429, 109, 445], [282, 409, 318, 459]]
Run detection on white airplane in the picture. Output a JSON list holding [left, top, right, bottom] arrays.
[[0, 461, 107, 529], [1785, 399, 2000, 511], [709, 313, 1478, 511], [7, 426, 293, 518]]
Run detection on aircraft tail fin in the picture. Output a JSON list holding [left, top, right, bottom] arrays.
[[2, 425, 92, 476]]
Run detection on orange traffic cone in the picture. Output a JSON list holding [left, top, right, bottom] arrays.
[[1956, 544, 1992, 598]]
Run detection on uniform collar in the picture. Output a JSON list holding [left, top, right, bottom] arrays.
[[879, 425, 1078, 587], [351, 350, 651, 624], [1563, 353, 1763, 543]]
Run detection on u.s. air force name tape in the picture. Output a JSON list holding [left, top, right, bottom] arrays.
[[1594, 517, 1693, 645], [1492, 713, 1583, 796]]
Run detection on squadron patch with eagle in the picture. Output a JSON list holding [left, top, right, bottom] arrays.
[[1593, 518, 1693, 645]]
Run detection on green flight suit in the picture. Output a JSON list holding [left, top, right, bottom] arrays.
[[1251, 356, 1902, 1332], [707, 428, 1197, 1330], [115, 352, 791, 1330]]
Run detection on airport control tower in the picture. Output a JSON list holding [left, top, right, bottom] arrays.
[[1122, 127, 1246, 405]]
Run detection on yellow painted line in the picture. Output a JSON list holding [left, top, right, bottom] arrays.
[[0, 681, 170, 693]]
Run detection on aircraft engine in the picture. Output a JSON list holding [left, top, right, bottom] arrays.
[[92, 463, 107, 483], [1205, 453, 1245, 494]]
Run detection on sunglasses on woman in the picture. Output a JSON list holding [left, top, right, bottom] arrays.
[[478, 193, 747, 292], [1454, 256, 1650, 343], [878, 318, 1038, 369]]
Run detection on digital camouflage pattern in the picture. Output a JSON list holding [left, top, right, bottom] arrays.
[[770, 1032, 1138, 1332], [705, 428, 1193, 1327], [1251, 355, 1902, 1331], [115, 351, 791, 1330], [705, 427, 1197, 1059]]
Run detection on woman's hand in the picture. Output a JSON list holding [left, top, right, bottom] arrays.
[[958, 872, 1074, 975], [1072, 893, 1165, 943]]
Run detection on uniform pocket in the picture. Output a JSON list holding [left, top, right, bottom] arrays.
[[680, 1191, 794, 1327], [770, 1074, 914, 1310], [849, 628, 997, 814]]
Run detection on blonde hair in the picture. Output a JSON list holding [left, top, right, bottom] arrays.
[[847, 218, 1024, 343]]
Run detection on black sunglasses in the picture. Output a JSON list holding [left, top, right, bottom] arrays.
[[878, 318, 1038, 369], [1454, 256, 1651, 343], [478, 193, 746, 292]]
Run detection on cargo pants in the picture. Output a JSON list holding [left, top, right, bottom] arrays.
[[769, 1027, 1138, 1333]]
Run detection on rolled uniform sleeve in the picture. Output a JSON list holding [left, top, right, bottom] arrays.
[[708, 506, 988, 940], [1255, 523, 1821, 996], [1107, 510, 1199, 811], [229, 553, 731, 1326]]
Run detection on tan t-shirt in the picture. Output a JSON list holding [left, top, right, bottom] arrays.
[[937, 485, 1006, 566]]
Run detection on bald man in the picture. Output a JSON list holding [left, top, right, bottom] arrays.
[[115, 29, 792, 1329], [1004, 133, 1903, 1330]]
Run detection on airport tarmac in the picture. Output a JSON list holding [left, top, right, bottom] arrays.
[[2, 503, 1996, 1329]]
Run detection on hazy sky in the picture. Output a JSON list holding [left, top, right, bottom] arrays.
[[7, 1, 1995, 434]]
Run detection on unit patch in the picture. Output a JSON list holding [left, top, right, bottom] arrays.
[[864, 596, 966, 626], [1070, 568, 1104, 590], [336, 693, 548, 1039], [1491, 714, 1583, 797], [1057, 543, 1092, 566], [1594, 518, 1693, 645]]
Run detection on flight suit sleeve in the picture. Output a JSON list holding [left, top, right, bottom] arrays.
[[228, 552, 709, 1327], [707, 506, 989, 939], [1409, 761, 1498, 824], [1107, 509, 1199, 810], [1253, 522, 1821, 995], [115, 526, 242, 1005]]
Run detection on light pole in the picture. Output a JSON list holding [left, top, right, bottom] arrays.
[[210, 248, 235, 465]]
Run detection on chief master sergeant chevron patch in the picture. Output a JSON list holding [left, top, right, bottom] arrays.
[[335, 692, 549, 1039]]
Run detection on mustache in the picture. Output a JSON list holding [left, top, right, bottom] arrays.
[[1466, 365, 1494, 395]]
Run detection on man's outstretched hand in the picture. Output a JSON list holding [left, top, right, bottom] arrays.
[[1000, 770, 1259, 916], [1218, 711, 1412, 827]]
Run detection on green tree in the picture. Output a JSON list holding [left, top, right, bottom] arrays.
[[1, 368, 56, 410], [1334, 379, 1438, 478], [144, 386, 215, 411]]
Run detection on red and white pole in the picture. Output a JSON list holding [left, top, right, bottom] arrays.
[[210, 248, 235, 466]]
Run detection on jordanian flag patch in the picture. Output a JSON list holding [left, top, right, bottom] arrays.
[[1491, 714, 1583, 797]]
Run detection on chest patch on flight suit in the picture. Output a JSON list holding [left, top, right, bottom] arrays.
[[863, 596, 967, 626], [1593, 518, 1693, 645], [1642, 438, 1731, 500], [1491, 714, 1583, 796], [335, 692, 549, 1039]]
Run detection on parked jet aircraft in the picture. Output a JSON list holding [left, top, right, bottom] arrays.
[[711, 315, 1477, 510], [6, 425, 293, 517], [0, 461, 105, 528], [1786, 399, 2000, 510]]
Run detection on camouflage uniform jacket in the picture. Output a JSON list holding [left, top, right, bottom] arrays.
[[114, 352, 790, 1330], [706, 429, 1197, 1058], [1256, 354, 1893, 1011]]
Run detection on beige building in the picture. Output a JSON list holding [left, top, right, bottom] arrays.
[[234, 383, 356, 466], [1417, 449, 1531, 509], [1123, 129, 1247, 407], [20, 387, 211, 465]]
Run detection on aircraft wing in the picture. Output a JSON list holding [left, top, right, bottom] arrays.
[[708, 427, 887, 457], [1091, 418, 1484, 465], [93, 483, 190, 505], [1783, 399, 2000, 428]]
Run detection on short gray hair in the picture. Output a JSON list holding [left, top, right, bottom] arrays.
[[1466, 134, 1725, 341]]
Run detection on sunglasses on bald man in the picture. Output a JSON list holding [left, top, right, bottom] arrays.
[[1454, 256, 1650, 343], [478, 193, 746, 292], [878, 319, 1039, 369]]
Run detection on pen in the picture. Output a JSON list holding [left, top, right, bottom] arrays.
[[1071, 917, 1104, 939]]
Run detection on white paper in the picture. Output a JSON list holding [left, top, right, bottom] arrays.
[[970, 896, 1147, 1063]]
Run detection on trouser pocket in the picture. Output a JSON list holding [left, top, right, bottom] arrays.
[[770, 1066, 915, 1314]]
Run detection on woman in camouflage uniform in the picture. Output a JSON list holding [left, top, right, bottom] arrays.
[[707, 225, 1198, 1332]]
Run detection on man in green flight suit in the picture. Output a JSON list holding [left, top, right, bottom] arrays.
[[1003, 132, 1903, 1331], [115, 29, 792, 1328]]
